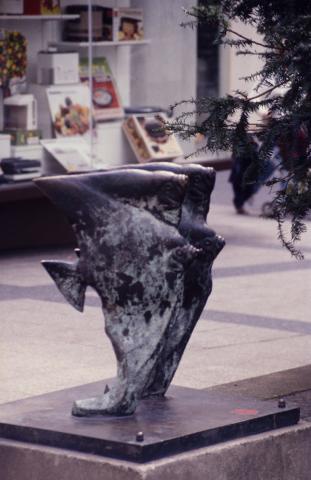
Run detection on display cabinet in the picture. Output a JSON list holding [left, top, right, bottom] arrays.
[[0, 0, 231, 249]]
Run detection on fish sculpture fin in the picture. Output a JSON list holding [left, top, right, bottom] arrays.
[[42, 260, 86, 312], [168, 244, 202, 273]]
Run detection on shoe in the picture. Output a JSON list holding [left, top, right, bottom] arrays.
[[236, 207, 249, 215]]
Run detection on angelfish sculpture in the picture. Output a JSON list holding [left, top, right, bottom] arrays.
[[35, 166, 224, 416]]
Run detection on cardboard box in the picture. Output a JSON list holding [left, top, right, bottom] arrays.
[[0, 0, 23, 14], [24, 0, 61, 15], [64, 5, 111, 41], [37, 51, 79, 85], [4, 94, 38, 130]]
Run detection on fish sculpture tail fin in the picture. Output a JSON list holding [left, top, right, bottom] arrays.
[[42, 261, 86, 312]]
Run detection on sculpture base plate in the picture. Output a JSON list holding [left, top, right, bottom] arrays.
[[0, 381, 299, 463]]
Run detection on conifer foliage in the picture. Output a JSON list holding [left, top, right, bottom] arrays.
[[170, 0, 311, 257]]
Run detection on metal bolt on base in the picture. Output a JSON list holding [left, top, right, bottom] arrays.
[[136, 431, 144, 442]]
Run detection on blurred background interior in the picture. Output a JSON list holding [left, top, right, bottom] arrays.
[[0, 0, 263, 250]]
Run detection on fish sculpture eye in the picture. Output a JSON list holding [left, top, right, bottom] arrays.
[[35, 165, 224, 416]]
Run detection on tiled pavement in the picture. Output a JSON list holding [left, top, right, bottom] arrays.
[[0, 171, 310, 405]]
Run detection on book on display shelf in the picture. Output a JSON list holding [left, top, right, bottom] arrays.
[[123, 114, 183, 163], [0, 157, 42, 181], [79, 57, 124, 122], [41, 137, 92, 173]]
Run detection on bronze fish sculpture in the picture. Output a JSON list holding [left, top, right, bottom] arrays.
[[35, 166, 224, 416], [110, 163, 225, 396]]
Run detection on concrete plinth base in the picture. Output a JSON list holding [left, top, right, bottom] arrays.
[[0, 382, 299, 462], [1, 421, 311, 480]]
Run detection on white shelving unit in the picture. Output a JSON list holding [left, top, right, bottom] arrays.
[[0, 9, 150, 106], [0, 15, 79, 20], [0, 5, 151, 170], [49, 39, 150, 48]]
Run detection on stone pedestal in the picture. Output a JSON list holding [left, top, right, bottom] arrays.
[[0, 381, 299, 464]]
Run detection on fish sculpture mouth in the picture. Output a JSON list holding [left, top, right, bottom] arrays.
[[35, 164, 224, 416]]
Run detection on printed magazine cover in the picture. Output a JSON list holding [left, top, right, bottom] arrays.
[[123, 114, 183, 163], [46, 84, 90, 137], [114, 8, 144, 41], [80, 57, 124, 121]]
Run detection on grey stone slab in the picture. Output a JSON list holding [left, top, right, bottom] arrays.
[[190, 321, 296, 349], [201, 309, 311, 335], [207, 269, 310, 323], [173, 334, 311, 389], [205, 365, 311, 402], [215, 259, 311, 278]]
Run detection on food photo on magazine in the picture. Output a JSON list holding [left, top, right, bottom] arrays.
[[46, 84, 90, 137], [79, 57, 124, 121]]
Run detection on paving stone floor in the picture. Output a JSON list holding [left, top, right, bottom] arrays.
[[0, 171, 310, 405]]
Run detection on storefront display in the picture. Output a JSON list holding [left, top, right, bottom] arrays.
[[0, 1, 191, 187], [0, 3, 158, 182]]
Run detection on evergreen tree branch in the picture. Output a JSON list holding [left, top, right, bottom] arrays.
[[247, 82, 289, 101], [226, 28, 279, 50], [171, 0, 311, 256]]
